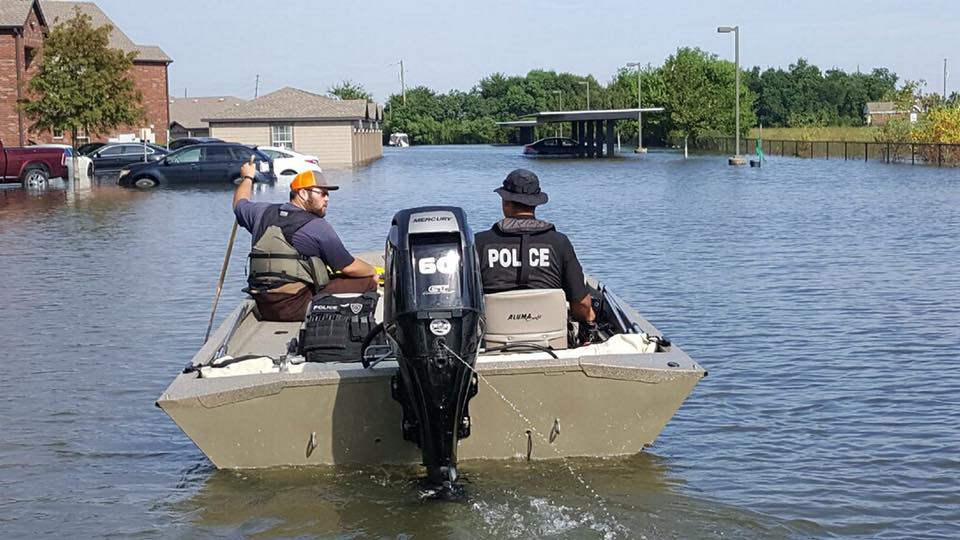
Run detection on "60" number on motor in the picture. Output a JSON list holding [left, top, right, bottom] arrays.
[[418, 253, 459, 275]]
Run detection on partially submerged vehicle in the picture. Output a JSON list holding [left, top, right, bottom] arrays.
[[157, 207, 705, 493]]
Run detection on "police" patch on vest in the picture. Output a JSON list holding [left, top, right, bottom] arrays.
[[486, 247, 551, 268]]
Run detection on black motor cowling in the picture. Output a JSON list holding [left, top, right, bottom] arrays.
[[382, 207, 484, 490]]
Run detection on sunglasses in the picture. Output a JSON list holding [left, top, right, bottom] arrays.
[[304, 187, 329, 196]]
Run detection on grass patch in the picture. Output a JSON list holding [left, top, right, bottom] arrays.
[[748, 126, 880, 142]]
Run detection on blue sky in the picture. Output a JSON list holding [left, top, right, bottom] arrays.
[[90, 0, 957, 102]]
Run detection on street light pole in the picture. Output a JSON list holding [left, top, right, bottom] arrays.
[[718, 25, 745, 165], [626, 62, 645, 153], [552, 90, 563, 137], [579, 81, 590, 109]]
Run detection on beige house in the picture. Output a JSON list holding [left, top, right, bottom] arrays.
[[864, 101, 922, 126], [204, 87, 383, 167]]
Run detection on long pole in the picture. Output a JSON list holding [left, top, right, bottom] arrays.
[[400, 60, 406, 105], [205, 220, 239, 343], [945, 58, 949, 99], [626, 62, 644, 151], [734, 27, 740, 158], [553, 90, 563, 137], [638, 67, 643, 149], [254, 74, 260, 99], [559, 92, 563, 137]]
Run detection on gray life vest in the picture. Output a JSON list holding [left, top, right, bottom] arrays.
[[247, 204, 331, 292]]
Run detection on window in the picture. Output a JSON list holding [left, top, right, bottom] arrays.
[[542, 139, 558, 147], [53, 128, 64, 139], [271, 125, 293, 149], [75, 127, 89, 144], [561, 139, 576, 147], [120, 144, 154, 155], [202, 146, 233, 162], [169, 147, 201, 163], [99, 145, 124, 156], [230, 146, 255, 161]]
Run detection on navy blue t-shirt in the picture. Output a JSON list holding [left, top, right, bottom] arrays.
[[234, 200, 355, 271]]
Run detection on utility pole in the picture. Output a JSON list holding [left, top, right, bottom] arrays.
[[942, 58, 947, 99], [552, 90, 563, 137], [400, 60, 406, 105], [626, 62, 645, 153], [254, 74, 260, 99]]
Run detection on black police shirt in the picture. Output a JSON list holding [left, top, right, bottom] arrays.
[[474, 217, 590, 302]]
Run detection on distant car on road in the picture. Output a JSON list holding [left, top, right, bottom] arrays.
[[523, 137, 580, 157], [168, 137, 224, 151], [118, 143, 275, 188], [0, 138, 69, 187], [87, 142, 168, 172], [257, 146, 322, 178]]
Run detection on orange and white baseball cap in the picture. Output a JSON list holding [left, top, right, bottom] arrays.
[[290, 170, 339, 191]]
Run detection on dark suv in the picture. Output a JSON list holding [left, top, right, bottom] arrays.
[[117, 143, 275, 188], [168, 137, 224, 151]]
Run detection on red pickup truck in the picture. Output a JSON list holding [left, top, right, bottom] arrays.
[[0, 138, 69, 187]]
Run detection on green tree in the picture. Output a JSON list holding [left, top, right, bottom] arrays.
[[662, 47, 755, 157], [607, 65, 668, 146], [328, 80, 372, 101], [20, 7, 143, 146]]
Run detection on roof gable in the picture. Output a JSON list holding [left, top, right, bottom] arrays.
[[205, 86, 376, 122], [39, 1, 171, 62], [169, 96, 247, 129], [0, 0, 45, 28]]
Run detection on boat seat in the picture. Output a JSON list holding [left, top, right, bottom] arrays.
[[483, 289, 568, 351]]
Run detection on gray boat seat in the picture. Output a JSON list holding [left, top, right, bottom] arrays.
[[483, 289, 568, 350]]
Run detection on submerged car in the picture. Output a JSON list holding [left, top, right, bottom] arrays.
[[117, 143, 275, 188], [31, 144, 95, 179], [76, 142, 107, 156], [523, 137, 580, 156], [168, 137, 224, 151], [87, 142, 168, 172], [257, 146, 322, 178]]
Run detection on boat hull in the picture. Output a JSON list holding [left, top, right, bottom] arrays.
[[158, 314, 704, 469]]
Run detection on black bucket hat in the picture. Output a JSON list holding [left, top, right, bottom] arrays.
[[495, 168, 548, 206]]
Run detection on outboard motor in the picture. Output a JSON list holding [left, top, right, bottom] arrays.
[[382, 206, 484, 494]]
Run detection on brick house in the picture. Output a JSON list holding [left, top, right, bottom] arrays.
[[0, 0, 171, 146]]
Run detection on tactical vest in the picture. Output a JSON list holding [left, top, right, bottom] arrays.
[[247, 204, 331, 292], [476, 217, 563, 292]]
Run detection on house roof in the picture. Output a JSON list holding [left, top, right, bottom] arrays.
[[865, 101, 897, 114], [865, 101, 924, 114], [0, 0, 43, 27], [204, 87, 379, 123], [169, 96, 247, 129], [39, 1, 171, 63]]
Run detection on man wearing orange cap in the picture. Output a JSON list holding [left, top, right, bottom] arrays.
[[232, 162, 378, 321]]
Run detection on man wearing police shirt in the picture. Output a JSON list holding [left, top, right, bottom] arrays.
[[475, 169, 598, 341]]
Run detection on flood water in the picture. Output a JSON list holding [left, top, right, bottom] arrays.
[[1, 146, 958, 539]]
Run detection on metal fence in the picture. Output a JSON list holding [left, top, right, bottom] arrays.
[[697, 137, 960, 167]]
